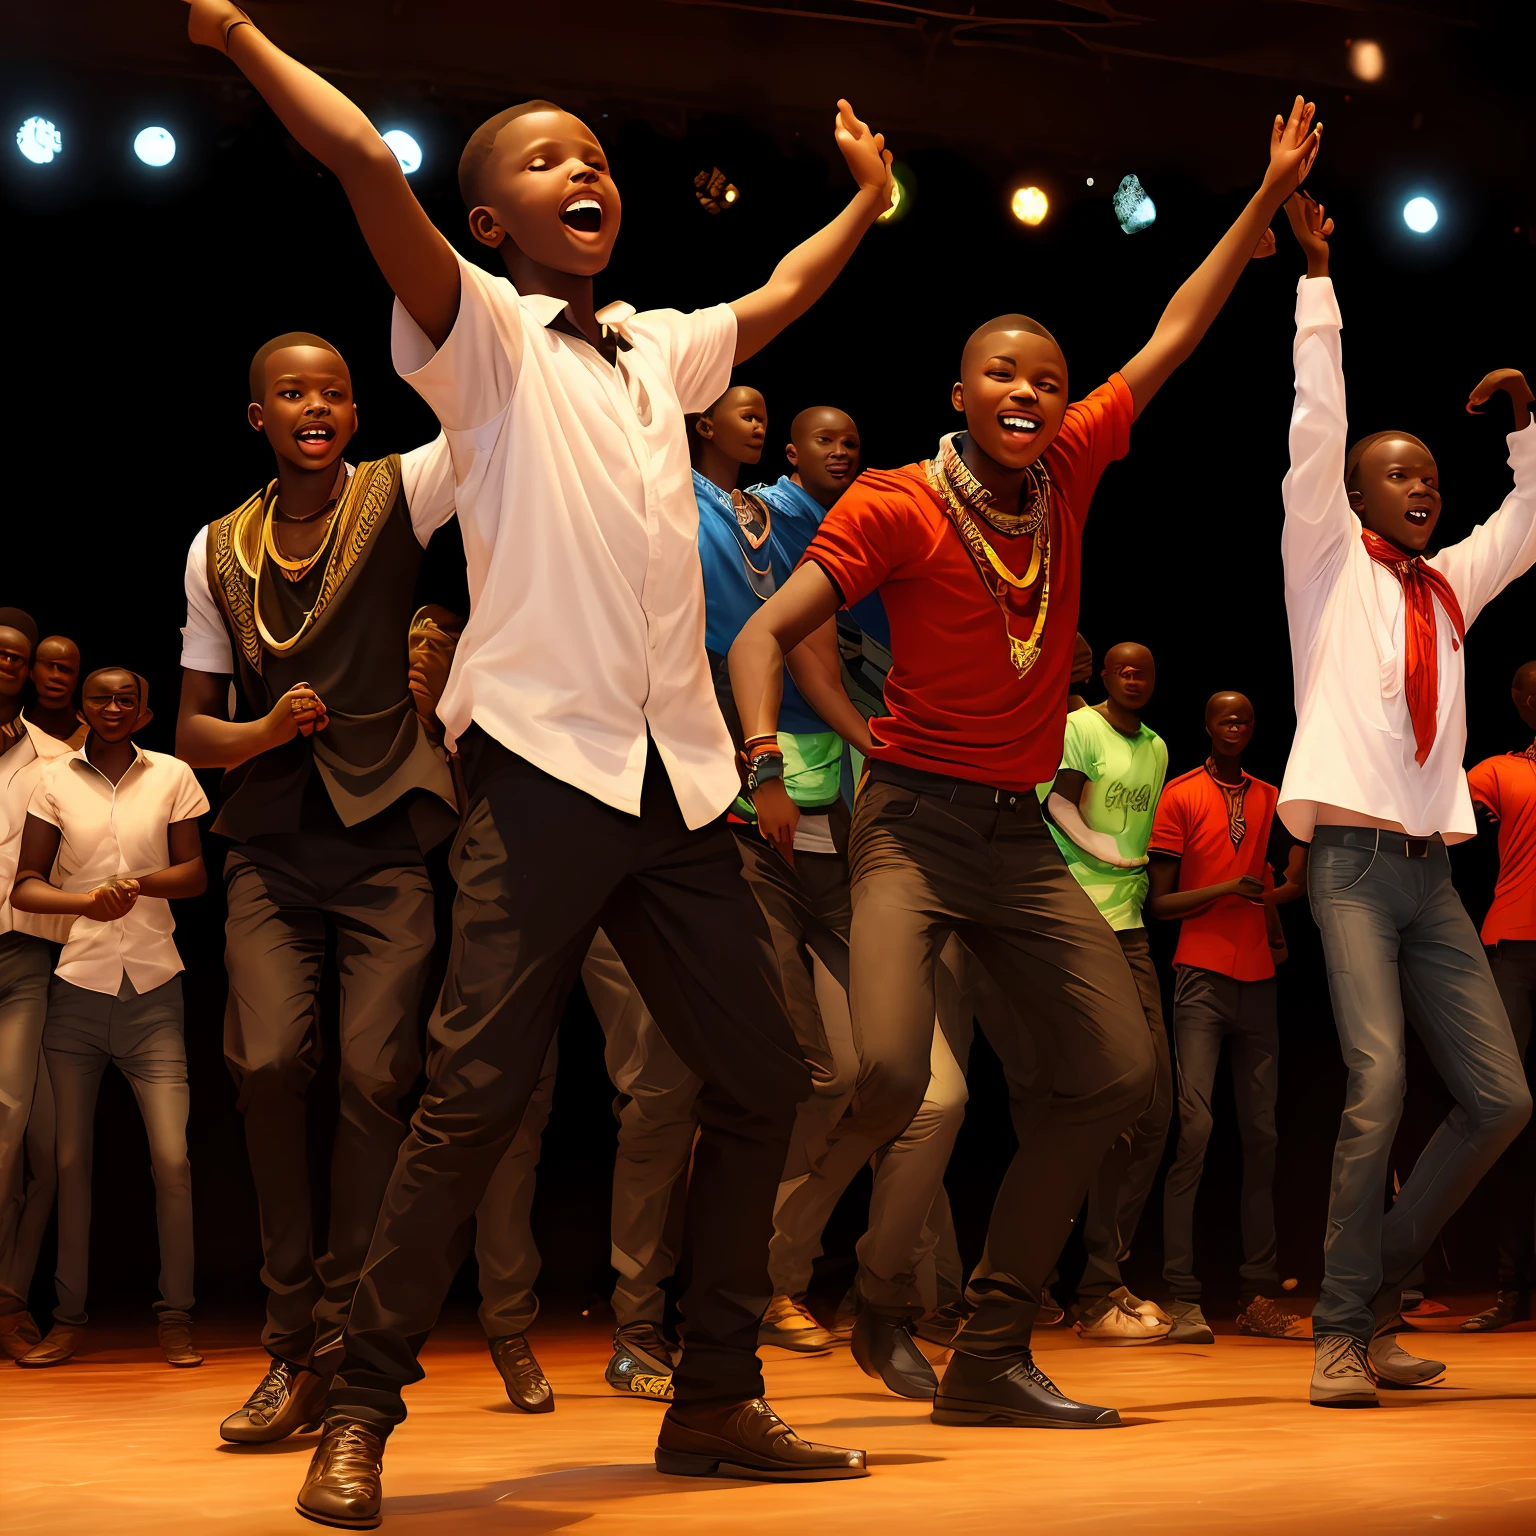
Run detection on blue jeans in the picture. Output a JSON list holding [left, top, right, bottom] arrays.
[[1309, 827, 1532, 1340]]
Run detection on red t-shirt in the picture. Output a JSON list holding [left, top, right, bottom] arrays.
[[802, 375, 1135, 789], [1467, 752, 1536, 943], [1149, 767, 1279, 982]]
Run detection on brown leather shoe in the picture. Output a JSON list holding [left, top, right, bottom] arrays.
[[656, 1398, 867, 1481], [158, 1312, 204, 1368], [17, 1323, 82, 1367], [296, 1421, 385, 1530], [0, 1310, 42, 1360], [488, 1332, 554, 1413], [221, 1359, 328, 1443]]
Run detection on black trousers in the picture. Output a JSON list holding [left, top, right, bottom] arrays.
[[1489, 941, 1536, 1291], [223, 834, 435, 1371], [329, 729, 808, 1431], [843, 766, 1155, 1345]]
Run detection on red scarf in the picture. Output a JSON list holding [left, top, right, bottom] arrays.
[[1361, 528, 1467, 766]]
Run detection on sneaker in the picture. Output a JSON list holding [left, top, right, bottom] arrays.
[[1236, 1296, 1309, 1339], [759, 1292, 837, 1354], [1366, 1330, 1445, 1388], [1073, 1288, 1170, 1345], [605, 1322, 676, 1401], [1166, 1300, 1214, 1344], [1310, 1333, 1377, 1407]]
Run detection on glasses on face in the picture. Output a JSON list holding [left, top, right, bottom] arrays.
[[84, 690, 141, 712]]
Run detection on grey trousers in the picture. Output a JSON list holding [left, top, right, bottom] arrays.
[[0, 932, 54, 1317], [1077, 928, 1173, 1302], [223, 837, 435, 1371], [474, 928, 701, 1337], [1161, 965, 1280, 1303], [1487, 941, 1536, 1291], [46, 975, 193, 1325], [1309, 828, 1532, 1340]]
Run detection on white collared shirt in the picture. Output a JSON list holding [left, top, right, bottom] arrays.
[[27, 746, 209, 995], [1, 721, 74, 942], [389, 249, 739, 829], [179, 439, 458, 675], [1279, 277, 1536, 842]]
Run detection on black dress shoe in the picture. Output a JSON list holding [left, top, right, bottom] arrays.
[[655, 1398, 867, 1480], [851, 1308, 938, 1400], [296, 1421, 384, 1530], [488, 1332, 554, 1413], [1461, 1289, 1531, 1332], [933, 1349, 1121, 1428], [221, 1359, 328, 1443]]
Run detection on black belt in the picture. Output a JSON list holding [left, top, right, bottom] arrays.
[[868, 759, 1041, 817], [1311, 824, 1443, 860]]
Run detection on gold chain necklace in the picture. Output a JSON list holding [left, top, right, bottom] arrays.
[[925, 444, 1052, 678], [253, 484, 354, 655], [940, 433, 1049, 537]]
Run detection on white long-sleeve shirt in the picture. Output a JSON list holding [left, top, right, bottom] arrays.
[[1279, 276, 1536, 843]]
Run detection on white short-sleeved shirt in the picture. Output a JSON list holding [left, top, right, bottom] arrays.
[[180, 437, 458, 676], [389, 249, 740, 829], [1, 722, 74, 942], [28, 747, 210, 995]]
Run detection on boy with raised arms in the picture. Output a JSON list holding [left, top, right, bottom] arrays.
[[184, 0, 892, 1520], [1278, 192, 1534, 1406], [732, 100, 1322, 1429]]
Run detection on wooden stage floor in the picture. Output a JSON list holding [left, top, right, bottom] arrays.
[[3, 1315, 1533, 1535]]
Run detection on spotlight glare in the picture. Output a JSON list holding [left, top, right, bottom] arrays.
[[381, 129, 422, 175], [876, 173, 904, 224], [134, 126, 176, 168], [1403, 196, 1438, 234], [1113, 174, 1157, 235], [16, 116, 62, 166], [1085, 176, 1094, 187], [1011, 185, 1048, 226], [1349, 39, 1385, 82]]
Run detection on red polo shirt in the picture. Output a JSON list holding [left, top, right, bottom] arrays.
[[801, 375, 1134, 789], [1150, 766, 1279, 982], [1467, 752, 1536, 943]]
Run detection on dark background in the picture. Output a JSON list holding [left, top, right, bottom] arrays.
[[3, 1, 1533, 1326]]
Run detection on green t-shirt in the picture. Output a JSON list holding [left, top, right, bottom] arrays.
[[734, 729, 843, 820], [1038, 706, 1168, 930]]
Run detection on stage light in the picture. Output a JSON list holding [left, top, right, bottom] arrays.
[[16, 116, 61, 166], [1011, 186, 1048, 226], [1348, 39, 1385, 82], [1113, 174, 1157, 235], [1086, 177, 1095, 187], [381, 129, 422, 175], [133, 127, 176, 168], [1403, 196, 1438, 234]]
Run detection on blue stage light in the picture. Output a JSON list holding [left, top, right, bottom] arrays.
[[1113, 174, 1156, 235], [16, 116, 62, 166], [382, 129, 422, 175], [1403, 196, 1438, 235], [134, 127, 176, 168]]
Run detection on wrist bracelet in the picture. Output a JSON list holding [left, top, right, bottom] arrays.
[[743, 734, 779, 755]]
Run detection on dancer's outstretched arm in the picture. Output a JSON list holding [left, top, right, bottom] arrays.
[[183, 1, 460, 345], [731, 101, 893, 364], [1119, 96, 1322, 417]]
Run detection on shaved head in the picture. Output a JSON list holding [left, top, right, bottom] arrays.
[[249, 332, 347, 403], [1205, 690, 1253, 727], [1514, 662, 1536, 693], [457, 99, 566, 209], [962, 313, 1063, 375], [790, 405, 856, 444], [1345, 430, 1434, 490], [1104, 641, 1153, 673]]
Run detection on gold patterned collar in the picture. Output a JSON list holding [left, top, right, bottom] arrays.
[[933, 432, 1048, 537]]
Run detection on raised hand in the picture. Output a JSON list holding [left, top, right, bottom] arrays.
[[1467, 369, 1534, 431], [1264, 96, 1323, 202], [84, 878, 140, 922], [834, 99, 894, 211], [1283, 191, 1334, 278], [183, 0, 251, 53]]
